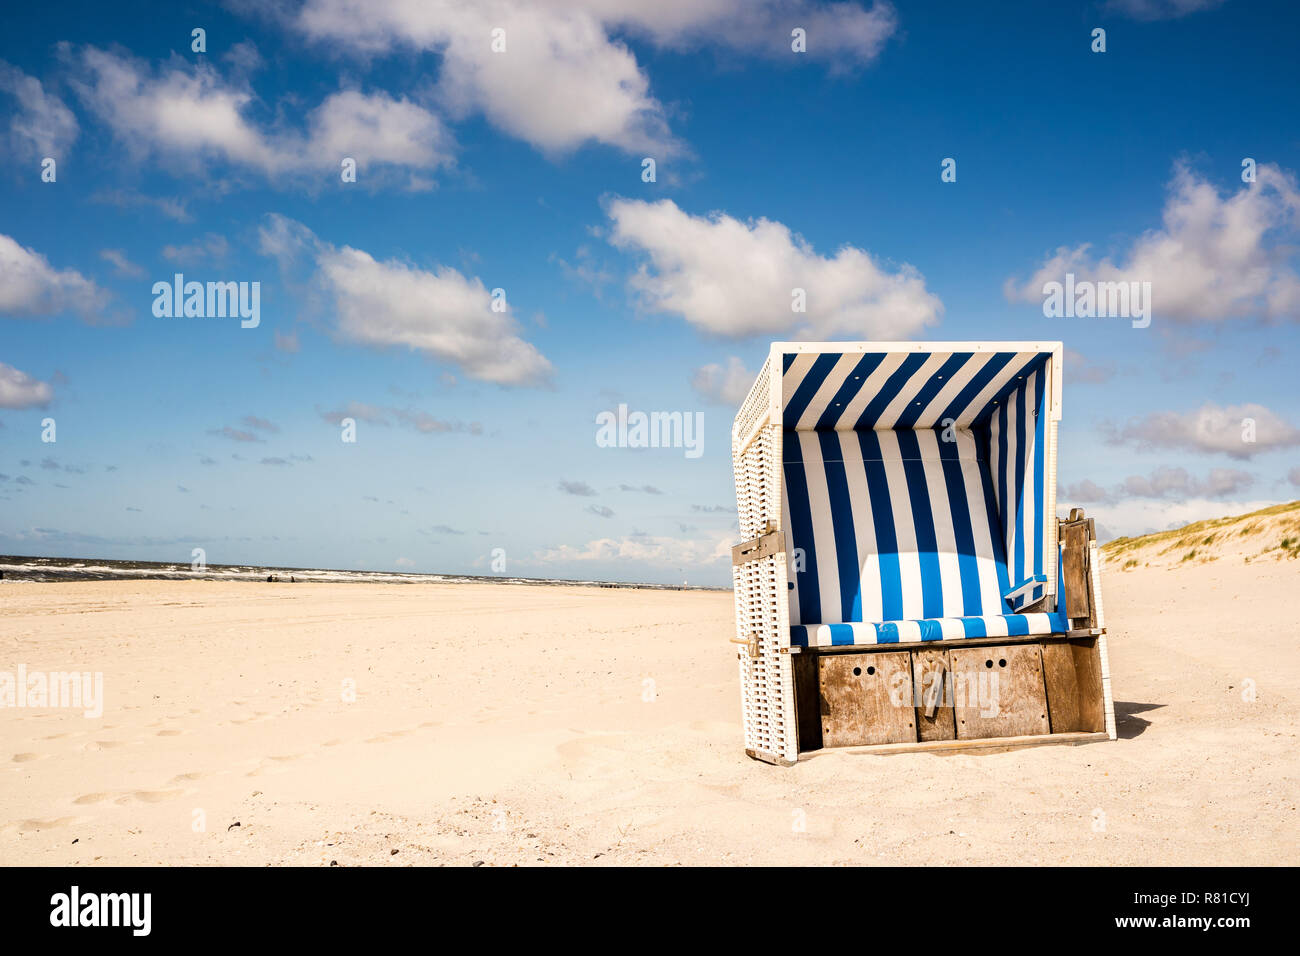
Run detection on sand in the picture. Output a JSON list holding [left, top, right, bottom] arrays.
[[2, 539, 1297, 865]]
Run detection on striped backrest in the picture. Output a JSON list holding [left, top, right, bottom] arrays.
[[782, 427, 1012, 626], [777, 347, 1055, 626]]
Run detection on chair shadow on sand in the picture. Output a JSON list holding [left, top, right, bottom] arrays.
[[1113, 701, 1163, 740]]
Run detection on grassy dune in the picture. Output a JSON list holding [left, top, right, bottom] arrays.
[[1102, 500, 1300, 571]]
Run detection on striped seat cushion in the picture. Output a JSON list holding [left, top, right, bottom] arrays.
[[791, 612, 1067, 648]]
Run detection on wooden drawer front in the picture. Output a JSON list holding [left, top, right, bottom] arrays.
[[913, 648, 956, 741], [819, 652, 915, 747], [950, 644, 1049, 740]]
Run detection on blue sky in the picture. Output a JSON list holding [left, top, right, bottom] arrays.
[[2, 0, 1298, 586]]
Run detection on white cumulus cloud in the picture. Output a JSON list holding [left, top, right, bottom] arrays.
[[259, 215, 552, 386], [0, 61, 78, 160], [1120, 466, 1254, 499], [99, 248, 146, 278], [0, 361, 54, 409], [606, 197, 942, 338], [287, 0, 898, 156], [0, 232, 107, 320], [533, 530, 732, 567], [1102, 402, 1300, 459], [592, 0, 899, 67], [296, 0, 674, 157], [69, 46, 453, 184], [1006, 162, 1300, 324], [691, 356, 756, 406]]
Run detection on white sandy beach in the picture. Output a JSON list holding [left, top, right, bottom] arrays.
[[2, 510, 1297, 866]]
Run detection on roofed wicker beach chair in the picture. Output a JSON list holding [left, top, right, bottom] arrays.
[[730, 342, 1116, 764]]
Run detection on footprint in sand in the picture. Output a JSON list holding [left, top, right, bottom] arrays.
[[156, 730, 183, 737], [73, 793, 108, 805], [244, 754, 303, 777], [365, 729, 413, 744], [11, 753, 43, 763], [169, 772, 204, 783], [82, 740, 126, 752], [3, 815, 91, 834], [114, 789, 184, 805]]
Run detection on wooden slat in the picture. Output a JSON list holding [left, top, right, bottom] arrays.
[[819, 652, 916, 747], [745, 748, 797, 767], [804, 730, 1110, 758], [912, 648, 956, 742], [1070, 640, 1106, 733], [1041, 642, 1082, 733], [1060, 519, 1091, 623], [950, 644, 1050, 740]]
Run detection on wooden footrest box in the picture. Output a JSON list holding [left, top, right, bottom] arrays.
[[794, 635, 1106, 755]]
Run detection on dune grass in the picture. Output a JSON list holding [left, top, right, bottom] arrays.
[[1102, 500, 1300, 559]]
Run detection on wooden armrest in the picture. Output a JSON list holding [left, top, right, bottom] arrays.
[[1059, 508, 1097, 628]]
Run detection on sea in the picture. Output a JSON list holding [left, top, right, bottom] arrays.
[[0, 555, 723, 590]]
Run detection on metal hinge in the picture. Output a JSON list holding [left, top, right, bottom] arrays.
[[731, 529, 785, 567]]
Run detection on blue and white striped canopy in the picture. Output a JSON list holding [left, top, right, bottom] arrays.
[[779, 345, 1054, 430], [770, 342, 1062, 646]]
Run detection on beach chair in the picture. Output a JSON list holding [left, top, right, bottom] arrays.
[[730, 342, 1116, 763]]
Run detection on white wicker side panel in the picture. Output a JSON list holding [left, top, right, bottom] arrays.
[[731, 421, 796, 763], [1090, 541, 1117, 740], [733, 353, 775, 475]]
